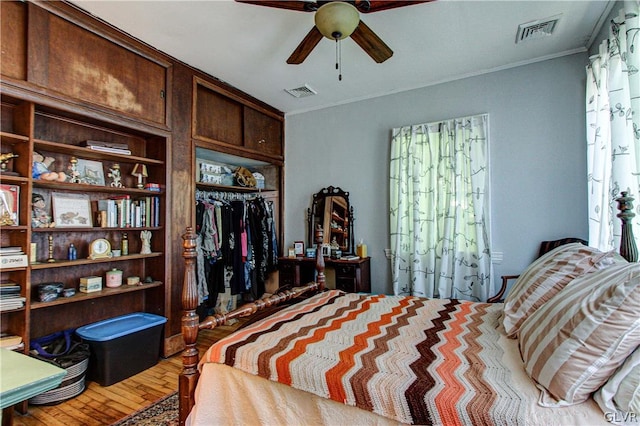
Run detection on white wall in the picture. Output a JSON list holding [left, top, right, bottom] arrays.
[[285, 53, 588, 295]]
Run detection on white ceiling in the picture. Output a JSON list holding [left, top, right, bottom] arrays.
[[71, 0, 612, 116]]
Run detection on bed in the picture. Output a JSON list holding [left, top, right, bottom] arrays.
[[179, 195, 640, 426]]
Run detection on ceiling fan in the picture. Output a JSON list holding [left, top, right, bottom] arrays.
[[235, 1, 432, 65]]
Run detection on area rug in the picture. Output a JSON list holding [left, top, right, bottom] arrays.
[[111, 391, 178, 426]]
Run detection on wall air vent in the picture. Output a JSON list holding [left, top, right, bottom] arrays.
[[516, 15, 560, 44], [285, 84, 318, 98]]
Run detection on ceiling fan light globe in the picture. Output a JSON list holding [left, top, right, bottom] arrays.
[[315, 2, 360, 40]]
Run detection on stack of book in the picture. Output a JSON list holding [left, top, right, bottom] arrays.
[[0, 280, 25, 312], [0, 332, 23, 351], [96, 195, 161, 228], [0, 246, 28, 268], [81, 140, 131, 155]]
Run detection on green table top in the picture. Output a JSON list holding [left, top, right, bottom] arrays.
[[0, 348, 66, 409]]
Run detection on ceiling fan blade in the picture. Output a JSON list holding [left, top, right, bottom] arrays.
[[234, 1, 317, 12], [350, 20, 393, 63], [287, 26, 324, 64], [356, 1, 433, 13]]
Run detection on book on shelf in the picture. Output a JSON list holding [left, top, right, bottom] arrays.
[[0, 254, 28, 268], [87, 145, 132, 155], [0, 296, 26, 311], [144, 183, 161, 192], [96, 195, 160, 228], [0, 333, 24, 351], [342, 255, 360, 261], [0, 246, 23, 255], [81, 140, 131, 155], [0, 281, 21, 295]]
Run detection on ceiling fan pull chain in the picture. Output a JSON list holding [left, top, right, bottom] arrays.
[[335, 39, 343, 81]]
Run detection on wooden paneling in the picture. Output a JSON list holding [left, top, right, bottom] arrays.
[[193, 76, 284, 162], [0, 0, 286, 362], [28, 8, 167, 125], [0, 1, 27, 80]]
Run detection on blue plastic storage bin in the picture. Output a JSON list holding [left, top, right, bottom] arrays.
[[76, 312, 166, 386]]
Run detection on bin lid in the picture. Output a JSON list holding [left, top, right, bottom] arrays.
[[76, 313, 167, 342]]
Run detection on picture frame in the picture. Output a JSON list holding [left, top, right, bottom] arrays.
[[294, 241, 305, 257], [76, 158, 105, 186], [321, 243, 331, 257], [52, 193, 93, 227], [0, 184, 19, 226]]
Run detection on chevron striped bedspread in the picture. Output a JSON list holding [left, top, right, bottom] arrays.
[[201, 290, 527, 425]]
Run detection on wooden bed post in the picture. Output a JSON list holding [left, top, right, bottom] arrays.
[[616, 191, 639, 263], [179, 227, 200, 426], [179, 226, 326, 425]]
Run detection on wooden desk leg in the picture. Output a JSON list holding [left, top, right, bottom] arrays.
[[3, 406, 14, 426]]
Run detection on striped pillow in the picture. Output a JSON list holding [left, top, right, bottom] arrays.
[[594, 347, 640, 422], [518, 262, 640, 406], [502, 243, 616, 338]]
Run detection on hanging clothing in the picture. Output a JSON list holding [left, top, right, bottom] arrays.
[[193, 192, 278, 311]]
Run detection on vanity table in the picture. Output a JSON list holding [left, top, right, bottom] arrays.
[[278, 256, 371, 293], [285, 186, 370, 293]]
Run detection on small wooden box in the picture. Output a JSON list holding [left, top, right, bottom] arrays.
[[79, 276, 102, 293]]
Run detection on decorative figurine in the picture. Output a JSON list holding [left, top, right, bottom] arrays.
[[47, 235, 55, 263], [31, 193, 55, 228], [0, 189, 15, 226], [32, 152, 67, 181], [108, 163, 124, 188], [140, 230, 152, 254], [0, 152, 18, 175], [67, 157, 81, 183]]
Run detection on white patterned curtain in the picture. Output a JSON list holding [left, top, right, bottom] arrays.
[[389, 114, 493, 302], [587, 2, 640, 251]]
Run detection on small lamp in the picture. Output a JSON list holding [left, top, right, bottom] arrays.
[[131, 163, 148, 189]]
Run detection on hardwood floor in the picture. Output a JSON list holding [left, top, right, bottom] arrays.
[[12, 322, 243, 426]]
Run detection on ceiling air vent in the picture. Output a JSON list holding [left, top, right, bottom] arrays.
[[516, 15, 560, 44], [285, 84, 318, 98]]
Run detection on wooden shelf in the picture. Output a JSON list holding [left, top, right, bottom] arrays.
[[0, 175, 28, 184], [0, 307, 26, 315], [30, 252, 162, 269], [0, 131, 29, 145], [0, 225, 28, 232], [34, 139, 164, 166], [32, 180, 164, 195], [32, 226, 162, 233], [195, 182, 276, 193], [31, 281, 163, 310]]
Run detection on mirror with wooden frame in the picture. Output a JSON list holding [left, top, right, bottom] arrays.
[[307, 186, 354, 255]]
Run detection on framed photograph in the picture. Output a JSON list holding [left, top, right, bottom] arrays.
[[321, 243, 331, 257], [52, 193, 93, 227], [294, 241, 304, 257], [76, 158, 105, 186], [0, 184, 19, 226]]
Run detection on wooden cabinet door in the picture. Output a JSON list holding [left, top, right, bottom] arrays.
[[194, 84, 243, 146], [29, 8, 168, 125], [244, 107, 283, 157]]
